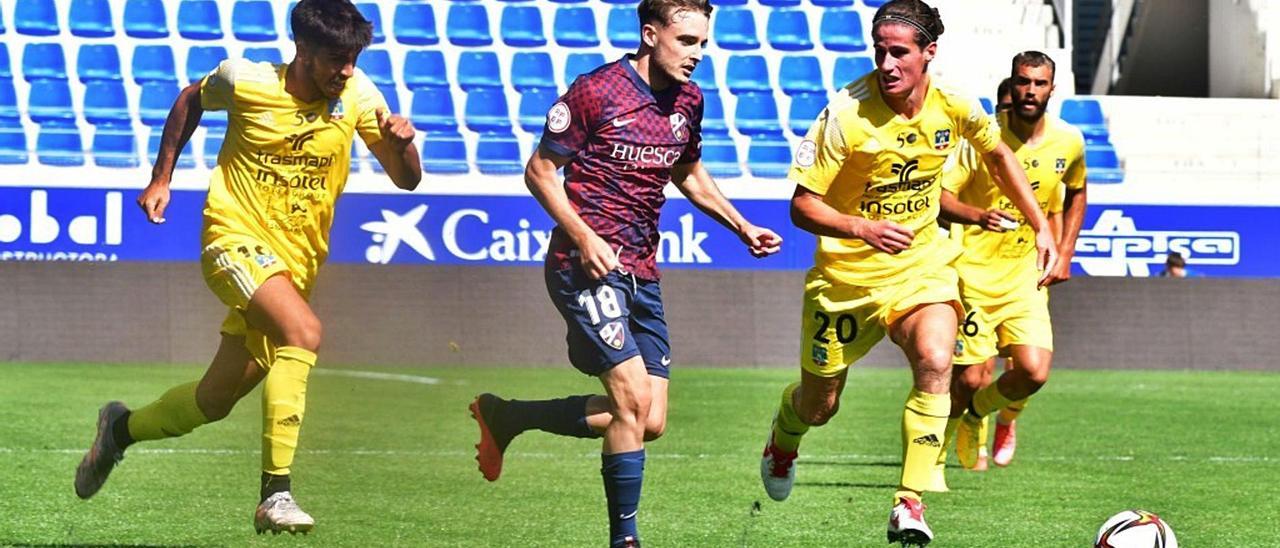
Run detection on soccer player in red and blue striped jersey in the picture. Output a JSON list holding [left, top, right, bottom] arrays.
[[470, 1, 781, 545]]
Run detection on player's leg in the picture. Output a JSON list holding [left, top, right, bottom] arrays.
[[597, 356, 651, 548], [888, 303, 955, 503], [993, 357, 1024, 467], [75, 334, 260, 499], [760, 367, 847, 501], [948, 359, 993, 471], [241, 274, 322, 534]]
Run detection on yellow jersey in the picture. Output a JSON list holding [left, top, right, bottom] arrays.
[[941, 111, 1086, 299], [199, 58, 386, 292], [789, 71, 1002, 287]]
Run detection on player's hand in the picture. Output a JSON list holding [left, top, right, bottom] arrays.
[[740, 224, 782, 258], [854, 219, 914, 254], [578, 233, 621, 280], [1034, 227, 1060, 288], [981, 209, 1018, 232], [376, 108, 415, 151], [1042, 250, 1073, 286], [137, 182, 170, 224]]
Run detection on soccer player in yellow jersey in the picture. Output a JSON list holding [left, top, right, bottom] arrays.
[[939, 52, 1088, 472], [74, 0, 421, 534], [757, 2, 1057, 544]]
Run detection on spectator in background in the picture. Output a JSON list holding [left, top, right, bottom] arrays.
[[1159, 252, 1198, 277]]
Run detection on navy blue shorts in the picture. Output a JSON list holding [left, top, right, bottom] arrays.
[[545, 266, 672, 379]]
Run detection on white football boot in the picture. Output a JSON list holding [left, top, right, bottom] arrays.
[[254, 491, 315, 535]]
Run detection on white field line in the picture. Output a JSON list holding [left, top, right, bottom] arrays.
[[0, 447, 1272, 464], [313, 368, 450, 385]]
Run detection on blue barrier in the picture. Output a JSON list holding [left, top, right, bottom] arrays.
[[0, 186, 1276, 278]]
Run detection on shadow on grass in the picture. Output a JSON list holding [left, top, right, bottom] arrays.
[[795, 481, 898, 489], [802, 460, 903, 468]]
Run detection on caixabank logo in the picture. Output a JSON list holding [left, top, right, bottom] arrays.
[[0, 189, 124, 261]]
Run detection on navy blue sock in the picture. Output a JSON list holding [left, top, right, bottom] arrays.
[[602, 449, 645, 547], [503, 395, 599, 438]]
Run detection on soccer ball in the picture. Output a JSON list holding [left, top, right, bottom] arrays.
[[1095, 510, 1178, 548]]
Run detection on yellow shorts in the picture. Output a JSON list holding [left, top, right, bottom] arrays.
[[201, 234, 290, 368], [954, 284, 1053, 365], [800, 266, 963, 377]]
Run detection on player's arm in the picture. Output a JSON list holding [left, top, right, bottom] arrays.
[[525, 145, 618, 279], [137, 82, 203, 223], [980, 143, 1058, 284], [940, 190, 1017, 232], [368, 109, 421, 191], [670, 161, 781, 258], [791, 186, 914, 254], [1043, 184, 1087, 285]]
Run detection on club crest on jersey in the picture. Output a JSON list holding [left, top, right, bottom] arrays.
[[811, 344, 828, 367], [954, 339, 964, 357], [599, 320, 626, 350], [933, 129, 952, 150], [1055, 157, 1067, 174], [327, 98, 345, 121], [669, 113, 688, 140]]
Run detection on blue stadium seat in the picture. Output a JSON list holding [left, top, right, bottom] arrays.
[[714, 8, 760, 51], [979, 97, 994, 115], [767, 10, 813, 51], [475, 131, 523, 175], [599, 0, 636, 3], [759, 0, 802, 6], [402, 50, 447, 90], [447, 3, 493, 47], [691, 55, 718, 92], [811, 0, 854, 6], [701, 137, 741, 178], [92, 124, 139, 168], [232, 0, 277, 42], [457, 51, 503, 91], [606, 7, 640, 49], [203, 126, 225, 168], [0, 120, 29, 164], [70, 0, 115, 37], [820, 9, 866, 52], [139, 82, 179, 126], [0, 44, 11, 79], [358, 49, 394, 86], [410, 88, 457, 132], [863, 0, 889, 6], [519, 87, 558, 133], [27, 80, 74, 124], [201, 107, 228, 128], [0, 79, 18, 121], [548, 0, 588, 4], [702, 91, 728, 135], [779, 56, 824, 96], [37, 122, 86, 166], [186, 46, 228, 84], [709, 0, 748, 5], [832, 56, 873, 89], [393, 2, 439, 46], [1061, 98, 1109, 140], [377, 84, 400, 115], [564, 53, 604, 87], [77, 45, 123, 83], [554, 6, 600, 48], [421, 131, 469, 175], [747, 134, 792, 178], [355, 3, 385, 44], [177, 0, 224, 40], [734, 92, 781, 136], [132, 45, 177, 84], [22, 43, 67, 82], [465, 88, 512, 132], [788, 92, 826, 136], [243, 47, 282, 64], [15, 0, 59, 36], [725, 55, 770, 95], [511, 52, 556, 92], [285, 1, 297, 39], [500, 5, 546, 48], [124, 0, 169, 38], [1085, 145, 1124, 183], [148, 126, 195, 169], [83, 81, 131, 125]]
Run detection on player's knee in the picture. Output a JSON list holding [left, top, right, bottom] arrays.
[[643, 416, 667, 441], [916, 346, 953, 375], [195, 385, 237, 422], [957, 369, 986, 393], [798, 400, 839, 426], [1023, 365, 1050, 391], [280, 315, 323, 352]]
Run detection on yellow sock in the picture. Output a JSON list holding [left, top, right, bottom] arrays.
[[972, 381, 1014, 418], [127, 381, 209, 441], [900, 389, 949, 495], [998, 398, 1029, 424], [772, 382, 808, 453], [262, 346, 316, 476], [923, 416, 960, 492]]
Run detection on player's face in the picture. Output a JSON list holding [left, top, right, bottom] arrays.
[[300, 43, 359, 100], [873, 24, 935, 99], [997, 92, 1013, 113], [644, 10, 709, 85], [1011, 64, 1055, 122]]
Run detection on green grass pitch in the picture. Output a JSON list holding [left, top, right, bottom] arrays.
[[1, 363, 1276, 546]]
